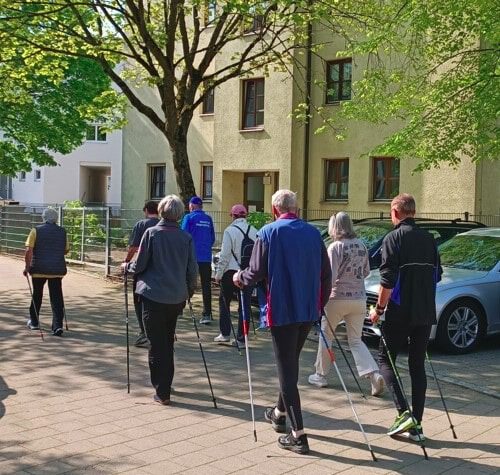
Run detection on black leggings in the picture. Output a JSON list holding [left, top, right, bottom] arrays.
[[378, 322, 432, 423], [271, 322, 312, 432], [142, 297, 184, 400], [198, 262, 212, 317]]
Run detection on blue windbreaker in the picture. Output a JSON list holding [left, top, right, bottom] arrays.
[[180, 210, 215, 263]]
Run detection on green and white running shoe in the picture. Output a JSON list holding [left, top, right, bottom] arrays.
[[387, 410, 416, 436]]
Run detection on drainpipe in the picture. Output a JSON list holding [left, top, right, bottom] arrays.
[[302, 4, 313, 220]]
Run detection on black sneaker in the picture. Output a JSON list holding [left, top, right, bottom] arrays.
[[52, 328, 63, 337], [199, 314, 213, 325], [277, 432, 310, 454], [134, 332, 149, 347], [264, 407, 286, 433]]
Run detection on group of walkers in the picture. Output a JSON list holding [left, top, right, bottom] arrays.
[[23, 190, 441, 455]]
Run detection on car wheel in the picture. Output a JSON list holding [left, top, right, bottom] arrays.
[[436, 299, 485, 354]]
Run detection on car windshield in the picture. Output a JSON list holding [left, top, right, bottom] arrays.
[[353, 222, 393, 250], [439, 235, 500, 271]]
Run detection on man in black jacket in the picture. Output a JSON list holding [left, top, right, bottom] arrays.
[[370, 193, 442, 442]]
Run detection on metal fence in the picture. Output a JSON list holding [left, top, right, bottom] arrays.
[[1, 204, 499, 277]]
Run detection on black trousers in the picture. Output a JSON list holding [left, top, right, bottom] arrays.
[[198, 262, 212, 317], [271, 322, 312, 432], [378, 322, 432, 423], [29, 277, 64, 331], [142, 297, 185, 400], [218, 270, 252, 340], [132, 276, 144, 333]]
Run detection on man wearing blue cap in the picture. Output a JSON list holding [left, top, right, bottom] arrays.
[[181, 196, 215, 323]]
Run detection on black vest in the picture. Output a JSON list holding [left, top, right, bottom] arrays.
[[30, 223, 67, 276]]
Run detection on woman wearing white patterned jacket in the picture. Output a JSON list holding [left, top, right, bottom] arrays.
[[308, 212, 384, 397]]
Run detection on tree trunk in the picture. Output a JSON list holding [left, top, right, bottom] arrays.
[[166, 127, 196, 204]]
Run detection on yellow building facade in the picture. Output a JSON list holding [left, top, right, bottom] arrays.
[[121, 24, 499, 229]]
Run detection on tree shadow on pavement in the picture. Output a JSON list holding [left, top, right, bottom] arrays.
[[0, 375, 17, 420], [308, 432, 500, 473]]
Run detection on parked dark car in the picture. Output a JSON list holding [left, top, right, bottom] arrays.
[[363, 228, 500, 354], [311, 218, 486, 269]]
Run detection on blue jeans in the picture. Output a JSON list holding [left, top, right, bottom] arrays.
[[218, 270, 252, 340]]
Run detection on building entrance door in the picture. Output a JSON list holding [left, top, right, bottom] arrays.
[[244, 173, 265, 212]]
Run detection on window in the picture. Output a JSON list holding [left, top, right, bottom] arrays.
[[86, 124, 107, 142], [205, 0, 216, 25], [202, 83, 214, 114], [149, 165, 166, 200], [34, 170, 41, 182], [243, 2, 268, 33], [242, 79, 265, 129], [372, 157, 400, 200], [326, 59, 352, 103], [324, 159, 349, 200], [201, 163, 213, 200], [19, 171, 26, 181]]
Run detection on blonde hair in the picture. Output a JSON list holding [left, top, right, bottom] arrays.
[[158, 195, 184, 221]]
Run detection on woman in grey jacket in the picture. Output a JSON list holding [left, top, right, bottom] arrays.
[[308, 212, 384, 397], [124, 195, 198, 405]]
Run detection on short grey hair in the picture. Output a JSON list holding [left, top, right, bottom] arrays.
[[329, 211, 356, 241], [42, 207, 58, 224], [271, 189, 297, 214], [158, 195, 184, 221], [391, 193, 416, 217]]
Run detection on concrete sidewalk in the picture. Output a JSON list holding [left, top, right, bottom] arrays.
[[1, 255, 499, 474]]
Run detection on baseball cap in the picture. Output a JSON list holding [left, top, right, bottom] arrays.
[[231, 204, 247, 217], [189, 196, 203, 206]]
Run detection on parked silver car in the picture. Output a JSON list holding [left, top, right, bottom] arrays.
[[363, 228, 500, 354]]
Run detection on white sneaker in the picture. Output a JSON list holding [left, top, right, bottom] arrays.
[[370, 372, 385, 397], [213, 334, 230, 343], [308, 373, 328, 388]]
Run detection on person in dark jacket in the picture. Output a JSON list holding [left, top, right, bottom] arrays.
[[123, 200, 159, 347], [369, 193, 442, 442], [181, 196, 215, 324], [23, 207, 69, 336], [124, 195, 198, 405], [233, 190, 332, 454]]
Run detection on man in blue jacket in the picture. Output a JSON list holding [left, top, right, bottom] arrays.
[[233, 189, 331, 454], [181, 196, 215, 324]]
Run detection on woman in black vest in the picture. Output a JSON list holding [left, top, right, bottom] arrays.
[[24, 207, 69, 336]]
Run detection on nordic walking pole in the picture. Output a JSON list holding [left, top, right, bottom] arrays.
[[318, 322, 377, 462], [124, 270, 130, 394], [426, 351, 457, 439], [62, 306, 69, 331], [377, 321, 428, 459], [25, 274, 44, 341], [188, 299, 217, 408], [240, 290, 257, 442], [323, 315, 366, 399]]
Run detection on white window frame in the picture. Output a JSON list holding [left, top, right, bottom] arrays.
[[34, 170, 41, 182]]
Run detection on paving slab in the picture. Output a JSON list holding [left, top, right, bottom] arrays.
[[1, 255, 499, 474]]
